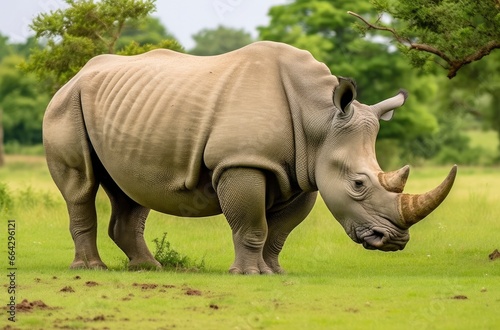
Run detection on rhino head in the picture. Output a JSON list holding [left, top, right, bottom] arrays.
[[316, 78, 457, 251]]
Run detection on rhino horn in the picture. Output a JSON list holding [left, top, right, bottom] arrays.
[[372, 89, 409, 121], [398, 165, 457, 227], [378, 165, 410, 193]]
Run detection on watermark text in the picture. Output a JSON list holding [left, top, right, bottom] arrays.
[[6, 219, 16, 322]]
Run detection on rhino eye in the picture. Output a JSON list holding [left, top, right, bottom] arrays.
[[354, 180, 364, 189], [349, 177, 369, 200]]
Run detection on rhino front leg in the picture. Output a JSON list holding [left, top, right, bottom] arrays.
[[98, 164, 161, 270], [217, 168, 273, 275], [264, 192, 317, 274]]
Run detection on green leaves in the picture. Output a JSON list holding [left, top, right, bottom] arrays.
[[0, 55, 49, 145], [189, 26, 254, 56]]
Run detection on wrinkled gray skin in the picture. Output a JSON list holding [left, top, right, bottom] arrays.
[[44, 41, 456, 274]]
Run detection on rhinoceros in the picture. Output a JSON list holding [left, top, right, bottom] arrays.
[[43, 41, 457, 274]]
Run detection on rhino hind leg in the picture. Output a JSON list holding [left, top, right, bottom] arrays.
[[43, 92, 106, 269], [217, 168, 273, 275], [44, 116, 106, 269], [264, 192, 317, 274], [95, 160, 161, 270]]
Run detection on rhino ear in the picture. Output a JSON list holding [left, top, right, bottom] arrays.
[[333, 77, 357, 114], [372, 89, 408, 121]]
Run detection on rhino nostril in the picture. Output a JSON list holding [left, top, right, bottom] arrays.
[[372, 229, 385, 241], [362, 229, 386, 248]]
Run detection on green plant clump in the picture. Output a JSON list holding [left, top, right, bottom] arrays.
[[152, 232, 204, 271], [0, 182, 13, 211]]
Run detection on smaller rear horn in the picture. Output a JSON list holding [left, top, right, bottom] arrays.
[[378, 165, 410, 193]]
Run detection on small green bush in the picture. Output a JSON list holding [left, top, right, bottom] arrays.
[[153, 232, 204, 272], [0, 182, 13, 211]]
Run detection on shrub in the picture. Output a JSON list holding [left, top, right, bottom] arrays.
[[0, 183, 13, 211], [152, 232, 204, 272]]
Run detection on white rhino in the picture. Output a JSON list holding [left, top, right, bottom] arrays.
[[43, 41, 457, 274]]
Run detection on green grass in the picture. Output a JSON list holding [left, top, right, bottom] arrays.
[[1, 156, 499, 329]]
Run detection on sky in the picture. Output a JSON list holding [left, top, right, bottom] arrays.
[[0, 0, 288, 49]]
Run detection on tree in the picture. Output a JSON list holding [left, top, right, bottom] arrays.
[[259, 0, 440, 165], [0, 55, 49, 146], [22, 0, 182, 93], [349, 0, 500, 78], [190, 26, 254, 56], [0, 35, 51, 165], [117, 16, 178, 49]]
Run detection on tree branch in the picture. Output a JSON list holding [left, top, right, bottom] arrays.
[[348, 11, 451, 62], [348, 11, 500, 79], [347, 11, 409, 45], [447, 41, 500, 78]]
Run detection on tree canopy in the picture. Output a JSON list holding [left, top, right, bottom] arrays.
[[190, 26, 254, 56], [350, 0, 500, 78], [0, 55, 49, 145]]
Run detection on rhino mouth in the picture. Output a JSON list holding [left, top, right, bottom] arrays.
[[355, 225, 408, 252]]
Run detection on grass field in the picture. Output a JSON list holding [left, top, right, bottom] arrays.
[[1, 155, 499, 329]]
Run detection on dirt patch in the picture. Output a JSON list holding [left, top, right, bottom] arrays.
[[159, 284, 176, 293], [489, 249, 500, 260], [16, 299, 54, 313], [60, 286, 75, 293], [85, 281, 99, 287], [451, 295, 468, 300], [121, 293, 134, 301], [185, 288, 202, 296], [54, 314, 114, 326], [345, 307, 360, 313], [133, 283, 158, 290], [209, 304, 219, 310], [74, 275, 81, 280]]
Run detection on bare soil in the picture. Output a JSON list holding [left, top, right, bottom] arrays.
[[15, 299, 56, 313], [489, 249, 500, 260]]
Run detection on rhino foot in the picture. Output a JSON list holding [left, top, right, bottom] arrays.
[[228, 259, 274, 275], [70, 260, 108, 270], [269, 266, 286, 274], [263, 255, 286, 274]]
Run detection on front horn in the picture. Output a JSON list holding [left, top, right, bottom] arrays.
[[398, 165, 458, 227]]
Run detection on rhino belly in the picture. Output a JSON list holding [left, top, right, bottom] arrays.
[[101, 158, 222, 217]]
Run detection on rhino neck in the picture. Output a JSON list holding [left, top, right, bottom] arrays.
[[255, 42, 338, 192], [281, 74, 337, 192], [281, 75, 337, 192]]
